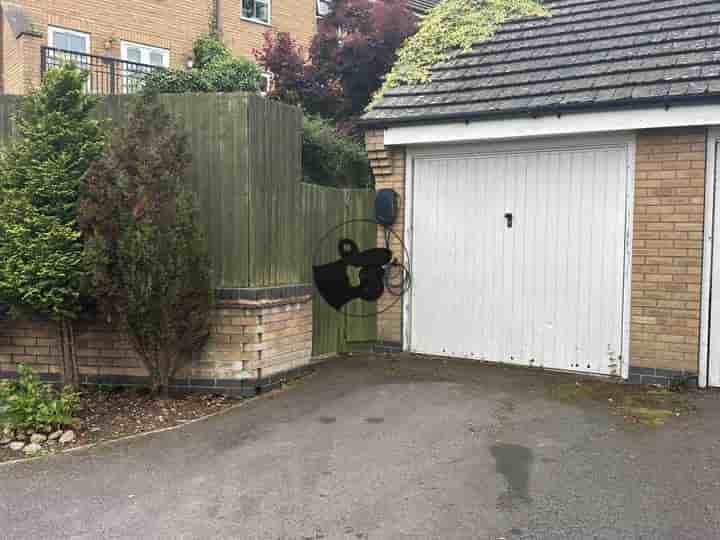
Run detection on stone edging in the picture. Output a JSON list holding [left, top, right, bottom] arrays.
[[216, 294, 313, 309], [0, 394, 253, 468], [217, 284, 313, 302], [0, 366, 320, 468], [0, 284, 315, 320], [628, 366, 698, 387]]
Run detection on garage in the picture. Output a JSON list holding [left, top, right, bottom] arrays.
[[405, 136, 634, 377], [363, 0, 720, 385]]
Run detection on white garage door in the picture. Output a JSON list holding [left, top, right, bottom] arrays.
[[407, 136, 633, 377]]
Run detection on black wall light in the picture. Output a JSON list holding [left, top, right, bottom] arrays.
[[375, 188, 399, 227]]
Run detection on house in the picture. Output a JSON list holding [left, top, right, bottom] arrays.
[[363, 0, 720, 387], [0, 0, 317, 94]]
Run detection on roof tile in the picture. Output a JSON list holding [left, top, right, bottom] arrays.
[[364, 0, 720, 125]]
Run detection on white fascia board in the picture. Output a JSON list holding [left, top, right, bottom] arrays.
[[384, 104, 720, 146]]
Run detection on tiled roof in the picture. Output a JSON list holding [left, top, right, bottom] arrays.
[[407, 0, 441, 15], [363, 0, 720, 126]]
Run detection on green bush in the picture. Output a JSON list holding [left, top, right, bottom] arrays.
[[192, 33, 231, 69], [143, 34, 263, 94], [0, 65, 105, 388], [79, 94, 213, 396], [0, 365, 80, 432], [302, 116, 372, 188]]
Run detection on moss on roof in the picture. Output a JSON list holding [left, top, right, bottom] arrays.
[[372, 0, 548, 104]]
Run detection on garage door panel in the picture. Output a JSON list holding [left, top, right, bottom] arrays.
[[410, 141, 630, 376]]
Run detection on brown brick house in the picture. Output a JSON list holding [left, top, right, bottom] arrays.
[[363, 0, 720, 388], [0, 0, 317, 94]]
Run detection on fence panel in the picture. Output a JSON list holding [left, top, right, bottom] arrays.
[[0, 93, 375, 355], [304, 184, 348, 356], [0, 97, 20, 147], [343, 190, 378, 347], [304, 185, 377, 356], [247, 94, 304, 287], [95, 94, 255, 288]]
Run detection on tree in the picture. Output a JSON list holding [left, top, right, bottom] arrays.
[[79, 94, 213, 396], [255, 0, 416, 126], [0, 65, 105, 388]]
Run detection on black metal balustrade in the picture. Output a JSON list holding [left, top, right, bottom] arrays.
[[41, 46, 164, 95]]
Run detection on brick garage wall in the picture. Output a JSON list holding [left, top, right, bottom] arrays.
[[0, 293, 314, 394], [366, 127, 708, 377], [366, 129, 405, 345], [630, 128, 706, 374], [1, 0, 316, 94]]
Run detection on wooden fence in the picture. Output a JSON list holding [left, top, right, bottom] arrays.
[[0, 93, 377, 355]]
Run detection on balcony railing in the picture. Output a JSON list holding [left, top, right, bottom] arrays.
[[41, 46, 165, 95]]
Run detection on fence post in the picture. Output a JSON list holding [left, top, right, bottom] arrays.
[[40, 47, 47, 80], [108, 60, 116, 95]]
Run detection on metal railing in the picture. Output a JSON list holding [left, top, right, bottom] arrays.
[[41, 46, 164, 95]]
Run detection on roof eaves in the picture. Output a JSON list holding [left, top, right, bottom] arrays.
[[360, 93, 720, 129]]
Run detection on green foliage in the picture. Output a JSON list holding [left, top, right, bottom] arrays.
[[302, 115, 372, 188], [79, 94, 213, 394], [192, 33, 231, 69], [143, 34, 263, 94], [0, 365, 80, 432], [375, 0, 548, 99], [0, 65, 104, 321]]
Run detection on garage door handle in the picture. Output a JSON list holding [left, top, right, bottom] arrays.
[[504, 212, 513, 228]]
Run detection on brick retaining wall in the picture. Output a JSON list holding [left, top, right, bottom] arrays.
[[0, 285, 314, 395]]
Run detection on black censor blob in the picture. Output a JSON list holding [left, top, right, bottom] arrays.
[[313, 239, 392, 311], [312, 219, 411, 317]]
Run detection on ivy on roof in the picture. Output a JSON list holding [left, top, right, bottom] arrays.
[[373, 0, 548, 103]]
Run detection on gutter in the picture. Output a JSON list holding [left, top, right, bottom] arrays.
[[215, 0, 222, 34], [359, 93, 720, 130]]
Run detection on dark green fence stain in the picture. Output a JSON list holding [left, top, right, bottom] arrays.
[[0, 93, 376, 355]]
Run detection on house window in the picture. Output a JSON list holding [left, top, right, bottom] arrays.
[[120, 41, 169, 94], [120, 41, 170, 68], [242, 0, 270, 24], [48, 26, 90, 54], [259, 72, 274, 96], [46, 27, 92, 89], [316, 0, 331, 19]]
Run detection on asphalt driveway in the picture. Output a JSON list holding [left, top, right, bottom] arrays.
[[2, 355, 720, 540]]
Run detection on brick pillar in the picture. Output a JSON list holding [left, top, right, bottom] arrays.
[[2, 15, 22, 94], [19, 32, 43, 93], [631, 128, 706, 373], [1, 26, 43, 95], [366, 129, 405, 345]]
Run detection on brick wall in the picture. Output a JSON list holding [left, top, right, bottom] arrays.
[[630, 128, 706, 373], [1, 16, 20, 94], [0, 294, 314, 393], [366, 129, 405, 345], [1, 0, 316, 93]]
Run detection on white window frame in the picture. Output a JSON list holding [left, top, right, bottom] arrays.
[[119, 41, 169, 94], [259, 72, 274, 96], [241, 0, 272, 25], [120, 41, 170, 68], [48, 26, 90, 53], [46, 26, 92, 92]]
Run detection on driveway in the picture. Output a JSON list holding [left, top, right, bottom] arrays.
[[2, 355, 720, 540]]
